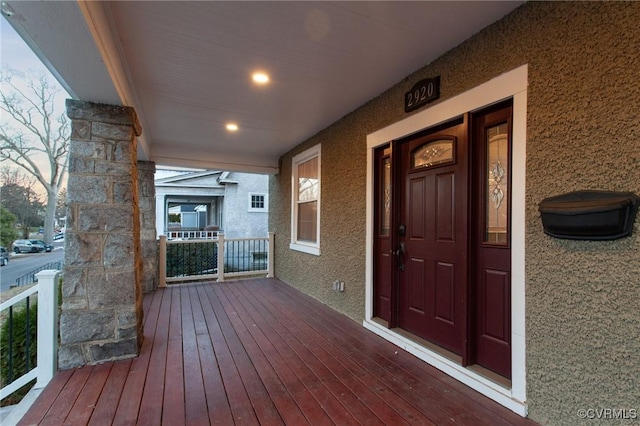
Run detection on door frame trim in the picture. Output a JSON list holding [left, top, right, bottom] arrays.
[[364, 65, 528, 416]]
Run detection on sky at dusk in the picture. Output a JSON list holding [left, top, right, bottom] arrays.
[[1, 16, 53, 76], [1, 16, 70, 198]]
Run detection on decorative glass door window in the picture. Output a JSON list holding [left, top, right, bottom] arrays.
[[411, 139, 454, 169], [485, 123, 509, 244]]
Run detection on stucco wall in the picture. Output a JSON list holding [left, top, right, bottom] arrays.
[[270, 2, 639, 424]]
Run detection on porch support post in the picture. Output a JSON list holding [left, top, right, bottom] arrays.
[[59, 100, 143, 369], [158, 235, 167, 288], [35, 270, 60, 387], [217, 232, 225, 282], [267, 232, 275, 278], [138, 160, 158, 293]]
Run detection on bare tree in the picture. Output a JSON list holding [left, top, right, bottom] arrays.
[[0, 70, 69, 244]]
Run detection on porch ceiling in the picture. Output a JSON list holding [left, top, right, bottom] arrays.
[[2, 1, 522, 174]]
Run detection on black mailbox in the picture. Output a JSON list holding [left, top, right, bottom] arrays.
[[538, 190, 639, 240]]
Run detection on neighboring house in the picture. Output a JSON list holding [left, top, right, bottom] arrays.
[[155, 170, 268, 240]]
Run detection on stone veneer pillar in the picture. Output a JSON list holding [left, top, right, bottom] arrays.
[[137, 161, 158, 293], [59, 100, 143, 369]]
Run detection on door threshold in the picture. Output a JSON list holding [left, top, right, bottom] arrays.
[[369, 318, 510, 388], [392, 326, 463, 366], [364, 317, 526, 416]]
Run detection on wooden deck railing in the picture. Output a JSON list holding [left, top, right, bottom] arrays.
[[158, 232, 274, 286]]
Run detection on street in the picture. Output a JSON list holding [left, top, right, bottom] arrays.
[[0, 243, 64, 292]]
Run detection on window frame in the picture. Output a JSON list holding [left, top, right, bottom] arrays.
[[248, 193, 268, 213], [290, 144, 321, 255]]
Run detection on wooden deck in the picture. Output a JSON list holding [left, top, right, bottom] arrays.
[[18, 278, 536, 425]]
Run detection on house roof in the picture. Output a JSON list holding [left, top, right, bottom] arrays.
[[155, 170, 222, 184], [155, 170, 233, 188], [2, 1, 523, 174]]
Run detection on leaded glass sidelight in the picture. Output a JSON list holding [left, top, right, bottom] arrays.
[[412, 139, 454, 169], [485, 123, 509, 244], [381, 157, 391, 236]]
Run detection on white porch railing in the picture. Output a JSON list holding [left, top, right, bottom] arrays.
[[0, 270, 60, 401], [158, 232, 274, 286]]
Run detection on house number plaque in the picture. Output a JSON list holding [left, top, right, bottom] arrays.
[[404, 76, 440, 113]]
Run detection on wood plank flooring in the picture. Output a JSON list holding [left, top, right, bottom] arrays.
[[18, 279, 536, 425]]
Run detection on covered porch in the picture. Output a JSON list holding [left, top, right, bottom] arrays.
[[18, 278, 534, 425]]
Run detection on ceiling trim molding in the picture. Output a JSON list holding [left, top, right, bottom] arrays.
[[77, 2, 150, 161]]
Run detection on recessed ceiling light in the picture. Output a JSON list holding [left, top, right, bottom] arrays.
[[252, 72, 270, 85], [226, 123, 239, 132]]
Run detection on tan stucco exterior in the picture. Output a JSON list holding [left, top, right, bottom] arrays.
[[270, 2, 639, 424]]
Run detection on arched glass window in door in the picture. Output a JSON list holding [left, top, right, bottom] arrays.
[[411, 139, 454, 169]]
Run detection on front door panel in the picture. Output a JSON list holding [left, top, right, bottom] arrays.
[[398, 117, 467, 355]]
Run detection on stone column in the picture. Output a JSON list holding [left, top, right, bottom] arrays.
[[137, 161, 158, 293], [59, 100, 143, 369]]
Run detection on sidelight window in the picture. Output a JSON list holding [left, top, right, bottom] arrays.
[[485, 123, 509, 244]]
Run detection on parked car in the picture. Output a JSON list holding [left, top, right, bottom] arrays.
[[34, 240, 54, 252], [0, 246, 8, 266], [12, 239, 45, 253], [53, 232, 65, 241]]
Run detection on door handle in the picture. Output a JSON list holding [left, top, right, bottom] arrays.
[[395, 242, 405, 272]]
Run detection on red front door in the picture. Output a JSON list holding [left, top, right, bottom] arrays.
[[397, 117, 468, 355], [372, 103, 513, 378]]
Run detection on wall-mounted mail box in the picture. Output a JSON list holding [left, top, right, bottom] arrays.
[[538, 190, 639, 240]]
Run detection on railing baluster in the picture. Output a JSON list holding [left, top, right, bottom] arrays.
[[8, 306, 14, 382], [25, 296, 31, 372]]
